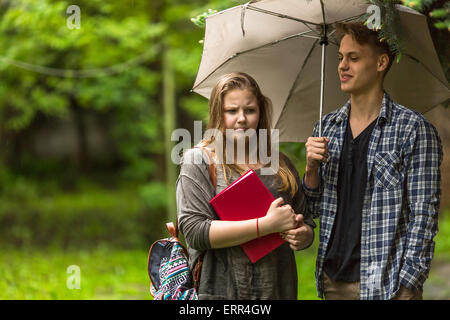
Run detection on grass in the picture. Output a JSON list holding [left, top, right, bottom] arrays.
[[1, 210, 448, 300], [296, 249, 319, 300], [0, 246, 152, 300]]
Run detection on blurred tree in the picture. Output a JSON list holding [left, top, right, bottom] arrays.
[[0, 0, 229, 223], [0, 0, 166, 177], [163, 46, 176, 221]]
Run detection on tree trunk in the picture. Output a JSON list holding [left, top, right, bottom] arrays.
[[163, 46, 177, 223], [70, 95, 89, 172]]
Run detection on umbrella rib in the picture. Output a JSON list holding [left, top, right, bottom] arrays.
[[272, 30, 321, 43], [403, 53, 450, 90], [274, 39, 319, 129], [331, 13, 366, 24], [192, 31, 321, 91], [326, 29, 339, 46], [246, 5, 321, 37]]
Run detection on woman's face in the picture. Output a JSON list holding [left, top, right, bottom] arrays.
[[222, 88, 260, 135]]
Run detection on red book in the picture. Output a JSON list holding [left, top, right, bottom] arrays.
[[209, 169, 285, 263]]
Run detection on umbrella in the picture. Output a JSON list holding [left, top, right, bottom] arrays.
[[192, 0, 449, 142]]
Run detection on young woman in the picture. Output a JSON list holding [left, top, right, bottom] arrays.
[[176, 72, 315, 300]]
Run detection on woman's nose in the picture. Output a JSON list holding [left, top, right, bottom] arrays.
[[237, 110, 246, 123]]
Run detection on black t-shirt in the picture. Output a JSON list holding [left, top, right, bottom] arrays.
[[323, 117, 377, 282]]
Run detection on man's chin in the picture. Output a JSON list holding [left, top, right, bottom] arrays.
[[340, 83, 353, 93]]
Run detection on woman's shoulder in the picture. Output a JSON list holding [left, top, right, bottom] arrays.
[[183, 145, 216, 162], [180, 147, 215, 178], [182, 147, 205, 165]]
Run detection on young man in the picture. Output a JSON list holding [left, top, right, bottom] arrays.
[[297, 22, 442, 300]]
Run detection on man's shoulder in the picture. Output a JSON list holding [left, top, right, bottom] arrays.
[[388, 100, 436, 131]]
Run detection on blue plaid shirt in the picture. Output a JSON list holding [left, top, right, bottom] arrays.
[[303, 93, 443, 300]]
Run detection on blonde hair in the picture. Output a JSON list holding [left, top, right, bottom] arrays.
[[199, 72, 298, 197]]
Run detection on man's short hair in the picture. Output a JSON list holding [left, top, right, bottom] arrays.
[[334, 22, 395, 76]]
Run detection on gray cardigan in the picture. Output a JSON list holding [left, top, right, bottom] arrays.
[[176, 148, 316, 299]]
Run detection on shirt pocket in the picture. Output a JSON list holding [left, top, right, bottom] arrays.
[[374, 152, 402, 190]]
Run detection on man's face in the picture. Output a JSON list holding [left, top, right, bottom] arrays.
[[338, 34, 381, 95]]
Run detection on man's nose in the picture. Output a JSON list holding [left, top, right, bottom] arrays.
[[339, 57, 348, 71]]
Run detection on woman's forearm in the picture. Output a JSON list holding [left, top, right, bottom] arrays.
[[209, 217, 271, 249], [208, 197, 297, 249]]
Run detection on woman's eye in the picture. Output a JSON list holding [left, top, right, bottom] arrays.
[[246, 109, 255, 113]]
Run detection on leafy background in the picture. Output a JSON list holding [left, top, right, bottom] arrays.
[[0, 0, 448, 299]]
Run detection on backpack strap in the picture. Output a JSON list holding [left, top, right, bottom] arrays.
[[193, 251, 205, 291]]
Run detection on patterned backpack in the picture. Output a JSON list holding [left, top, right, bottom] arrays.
[[148, 147, 216, 300], [148, 222, 198, 300]]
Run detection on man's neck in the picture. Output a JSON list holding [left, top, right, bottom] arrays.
[[349, 86, 384, 123]]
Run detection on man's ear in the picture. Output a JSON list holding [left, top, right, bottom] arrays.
[[377, 53, 389, 72]]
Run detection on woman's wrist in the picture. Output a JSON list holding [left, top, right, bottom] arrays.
[[258, 216, 272, 237]]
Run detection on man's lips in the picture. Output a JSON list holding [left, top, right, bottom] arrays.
[[340, 74, 352, 82]]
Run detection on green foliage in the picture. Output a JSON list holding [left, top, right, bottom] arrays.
[[191, 9, 218, 28], [280, 143, 307, 177], [189, 0, 248, 43], [0, 183, 166, 249], [362, 1, 404, 62], [0, 0, 210, 181], [402, 0, 450, 30], [435, 209, 450, 259]]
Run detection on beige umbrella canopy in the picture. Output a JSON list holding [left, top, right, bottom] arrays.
[[193, 0, 449, 142]]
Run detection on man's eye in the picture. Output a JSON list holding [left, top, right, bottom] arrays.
[[338, 56, 343, 61], [350, 57, 358, 61]]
